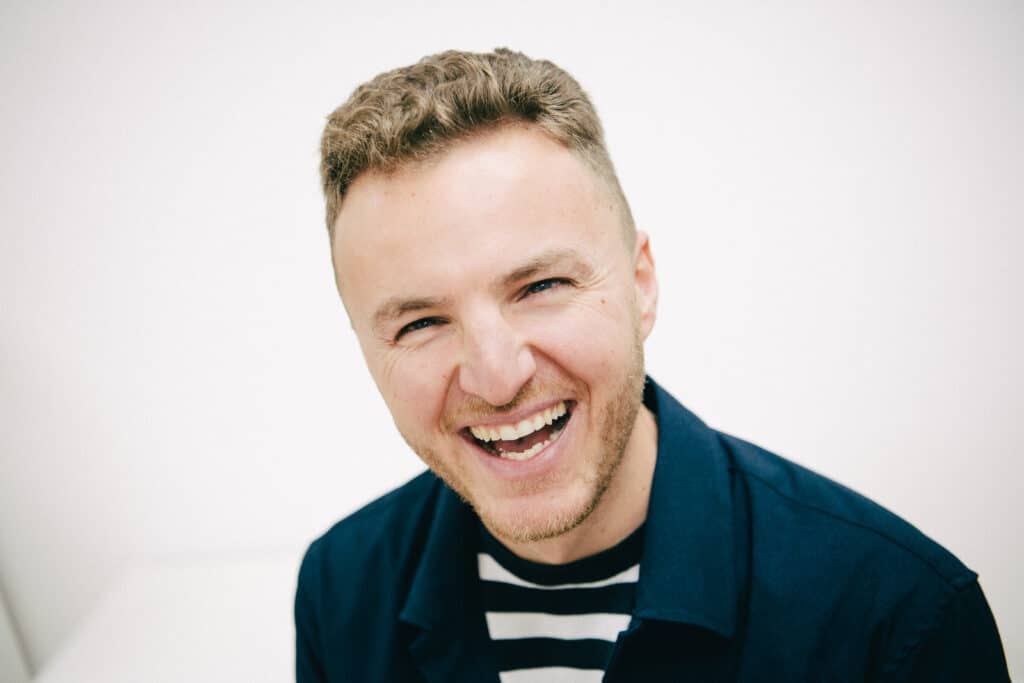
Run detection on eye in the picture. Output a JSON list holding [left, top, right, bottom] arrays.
[[395, 316, 446, 341], [521, 278, 573, 299]]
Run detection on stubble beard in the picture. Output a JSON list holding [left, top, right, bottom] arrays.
[[401, 338, 647, 547]]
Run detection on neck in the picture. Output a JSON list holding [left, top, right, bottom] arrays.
[[494, 405, 659, 564]]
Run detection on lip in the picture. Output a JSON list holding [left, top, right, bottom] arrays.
[[457, 398, 570, 431], [463, 401, 581, 482]]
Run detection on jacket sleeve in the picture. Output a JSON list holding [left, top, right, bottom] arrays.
[[896, 580, 1010, 682], [296, 540, 328, 683]]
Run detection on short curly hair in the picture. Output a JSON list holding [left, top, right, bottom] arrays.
[[319, 48, 633, 242]]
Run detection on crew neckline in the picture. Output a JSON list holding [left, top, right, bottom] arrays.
[[478, 520, 645, 586]]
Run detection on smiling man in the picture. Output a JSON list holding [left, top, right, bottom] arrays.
[[332, 122, 657, 567], [296, 49, 1008, 682]]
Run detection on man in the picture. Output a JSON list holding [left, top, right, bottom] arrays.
[[296, 48, 1008, 681]]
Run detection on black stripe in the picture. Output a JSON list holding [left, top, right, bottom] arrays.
[[481, 581, 636, 615], [494, 637, 615, 671], [479, 524, 644, 586]]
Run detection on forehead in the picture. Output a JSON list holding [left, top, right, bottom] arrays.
[[332, 126, 624, 317], [340, 126, 614, 233]]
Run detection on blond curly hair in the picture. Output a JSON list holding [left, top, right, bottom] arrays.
[[319, 48, 633, 241]]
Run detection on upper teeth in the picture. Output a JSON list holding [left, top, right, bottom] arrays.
[[469, 401, 567, 442]]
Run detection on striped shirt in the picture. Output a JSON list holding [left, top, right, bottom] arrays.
[[478, 523, 644, 682]]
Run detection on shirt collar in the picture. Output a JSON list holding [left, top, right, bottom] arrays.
[[399, 376, 738, 639]]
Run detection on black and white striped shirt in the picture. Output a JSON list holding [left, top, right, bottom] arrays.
[[478, 523, 644, 682]]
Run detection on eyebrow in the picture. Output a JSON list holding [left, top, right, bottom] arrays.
[[371, 247, 593, 330], [498, 248, 592, 289], [373, 296, 451, 330]]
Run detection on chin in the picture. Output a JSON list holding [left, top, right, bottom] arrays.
[[475, 464, 626, 544], [475, 484, 604, 545], [402, 415, 615, 545]]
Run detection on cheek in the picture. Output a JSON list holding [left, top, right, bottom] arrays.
[[528, 299, 634, 374], [378, 347, 455, 431]]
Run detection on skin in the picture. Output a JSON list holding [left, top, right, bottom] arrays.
[[333, 124, 659, 564]]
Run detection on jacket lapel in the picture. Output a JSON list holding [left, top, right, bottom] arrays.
[[634, 379, 739, 637], [398, 484, 499, 682]]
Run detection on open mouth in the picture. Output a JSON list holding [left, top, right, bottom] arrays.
[[463, 401, 574, 461]]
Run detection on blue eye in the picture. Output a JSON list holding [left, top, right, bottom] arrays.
[[395, 316, 445, 341], [523, 278, 572, 297]]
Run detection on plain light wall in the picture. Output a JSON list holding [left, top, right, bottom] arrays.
[[0, 588, 29, 683], [1, 0, 1020, 676]]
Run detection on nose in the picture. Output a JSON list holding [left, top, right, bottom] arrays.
[[457, 309, 536, 407]]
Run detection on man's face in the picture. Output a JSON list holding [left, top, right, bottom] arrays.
[[333, 125, 657, 544]]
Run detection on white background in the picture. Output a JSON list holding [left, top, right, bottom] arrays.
[[1, 0, 1020, 678]]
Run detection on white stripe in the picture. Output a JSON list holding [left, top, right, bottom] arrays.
[[477, 554, 639, 589], [499, 668, 605, 683], [485, 611, 631, 641]]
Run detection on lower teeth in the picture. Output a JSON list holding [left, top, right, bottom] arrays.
[[499, 425, 564, 461]]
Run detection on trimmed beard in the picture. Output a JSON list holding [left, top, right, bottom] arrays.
[[400, 336, 647, 547]]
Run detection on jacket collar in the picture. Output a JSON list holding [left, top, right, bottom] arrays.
[[397, 376, 739, 672], [635, 377, 738, 637], [398, 484, 498, 681]]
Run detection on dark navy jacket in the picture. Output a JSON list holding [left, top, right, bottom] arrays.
[[295, 379, 1008, 681]]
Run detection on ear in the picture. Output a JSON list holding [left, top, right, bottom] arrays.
[[632, 230, 658, 341]]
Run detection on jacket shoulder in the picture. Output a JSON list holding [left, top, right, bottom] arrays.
[[299, 470, 445, 597], [295, 471, 449, 680], [713, 432, 1010, 678], [719, 431, 975, 588]]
